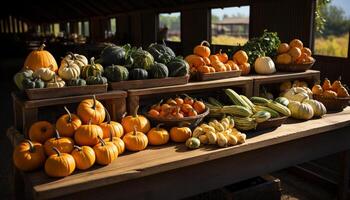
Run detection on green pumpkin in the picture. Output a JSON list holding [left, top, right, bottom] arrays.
[[129, 68, 148, 80], [149, 62, 169, 79], [14, 68, 33, 90], [125, 46, 154, 70], [167, 57, 189, 77], [104, 65, 129, 82], [86, 73, 108, 85], [66, 78, 86, 86], [81, 57, 104, 79], [147, 42, 175, 64], [22, 77, 45, 89], [185, 137, 201, 149], [96, 44, 126, 66]]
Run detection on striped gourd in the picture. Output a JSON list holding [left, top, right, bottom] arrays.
[[221, 105, 253, 117], [240, 95, 256, 113], [250, 96, 270, 106], [267, 101, 291, 117], [254, 105, 280, 118], [208, 97, 224, 107], [224, 89, 250, 108], [233, 117, 257, 131], [252, 111, 271, 123]]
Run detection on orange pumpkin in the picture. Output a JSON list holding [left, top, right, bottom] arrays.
[[322, 78, 332, 91], [104, 132, 125, 155], [56, 106, 82, 138], [227, 60, 240, 70], [194, 41, 211, 57], [44, 147, 75, 177], [312, 84, 323, 95], [170, 124, 192, 143], [185, 54, 205, 68], [23, 44, 58, 72], [77, 95, 105, 125], [224, 64, 232, 71], [323, 90, 337, 98], [123, 127, 148, 151], [44, 130, 74, 156], [209, 67, 216, 72], [197, 65, 211, 73], [13, 140, 45, 171], [209, 55, 220, 63], [216, 49, 228, 63], [233, 50, 248, 65], [203, 57, 211, 65], [184, 95, 194, 105], [238, 62, 251, 75], [187, 108, 198, 117], [74, 121, 104, 146], [71, 145, 96, 170], [148, 109, 160, 118], [175, 96, 184, 105], [29, 121, 54, 143], [337, 86, 349, 97], [147, 124, 169, 146], [94, 136, 118, 165], [331, 77, 342, 92], [99, 109, 124, 139], [211, 60, 226, 72], [181, 103, 193, 113], [121, 106, 151, 133], [193, 100, 206, 114]]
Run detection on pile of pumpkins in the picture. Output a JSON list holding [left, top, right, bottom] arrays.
[[14, 44, 107, 90], [185, 41, 251, 76], [312, 78, 349, 98], [276, 39, 315, 65]]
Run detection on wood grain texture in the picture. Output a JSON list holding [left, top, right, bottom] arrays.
[[109, 76, 189, 90], [194, 70, 242, 81], [8, 107, 350, 199]]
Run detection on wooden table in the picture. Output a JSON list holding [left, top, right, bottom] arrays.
[[12, 91, 127, 136], [250, 70, 320, 96], [8, 107, 350, 200]]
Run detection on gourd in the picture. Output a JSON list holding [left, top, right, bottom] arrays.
[[62, 52, 88, 69], [99, 109, 124, 138], [33, 67, 55, 81], [194, 41, 211, 57], [93, 137, 119, 165], [303, 99, 327, 117], [283, 87, 309, 102], [45, 147, 75, 177], [322, 78, 332, 91], [13, 140, 45, 171], [81, 57, 104, 79], [22, 77, 45, 89], [97, 44, 126, 66], [312, 84, 323, 95], [275, 97, 289, 107], [216, 49, 228, 63], [254, 57, 276, 74], [74, 120, 104, 146], [331, 77, 342, 92], [46, 76, 65, 88], [338, 86, 350, 97], [239, 63, 251, 75], [149, 62, 169, 78], [323, 90, 337, 98], [185, 54, 205, 68], [233, 50, 248, 65], [125, 46, 154, 70], [147, 124, 169, 145], [123, 127, 148, 151], [23, 44, 58, 72], [71, 145, 96, 170], [29, 121, 54, 143], [56, 106, 82, 137], [147, 42, 176, 64], [167, 57, 190, 77], [86, 73, 108, 85], [211, 60, 226, 72], [280, 81, 292, 92], [44, 130, 74, 156], [104, 65, 129, 82], [58, 60, 81, 80], [66, 78, 86, 86], [129, 68, 148, 80], [170, 123, 192, 142], [13, 68, 33, 90], [121, 106, 151, 133], [287, 101, 314, 120], [104, 132, 125, 155], [185, 137, 201, 149], [77, 95, 105, 124]]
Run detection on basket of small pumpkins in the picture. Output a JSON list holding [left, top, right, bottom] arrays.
[[145, 95, 209, 128], [312, 78, 350, 111], [275, 39, 315, 72]]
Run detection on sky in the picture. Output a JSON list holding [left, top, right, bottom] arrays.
[[332, 0, 350, 18]]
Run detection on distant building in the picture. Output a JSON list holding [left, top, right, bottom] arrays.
[[212, 17, 249, 37]]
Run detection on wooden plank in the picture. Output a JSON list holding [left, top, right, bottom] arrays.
[[14, 107, 350, 199], [109, 76, 189, 90], [193, 70, 241, 81], [25, 84, 108, 100]]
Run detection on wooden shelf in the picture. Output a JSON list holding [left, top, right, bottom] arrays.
[[8, 107, 350, 199]]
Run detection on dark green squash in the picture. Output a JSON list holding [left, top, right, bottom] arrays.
[[147, 42, 176, 64], [81, 57, 104, 79], [22, 77, 45, 89], [66, 78, 86, 86], [14, 68, 33, 90], [125, 46, 154, 70], [129, 68, 148, 80], [97, 44, 126, 66], [149, 62, 168, 79], [104, 65, 129, 82], [86, 73, 108, 85], [167, 57, 189, 77]]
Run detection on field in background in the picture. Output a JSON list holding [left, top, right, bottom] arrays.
[[212, 35, 248, 46], [314, 33, 349, 58]]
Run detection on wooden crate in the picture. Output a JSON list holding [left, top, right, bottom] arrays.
[[251, 70, 320, 96], [126, 76, 253, 113], [12, 90, 127, 136]]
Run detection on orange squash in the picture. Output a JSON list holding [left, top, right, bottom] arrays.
[[121, 106, 151, 133], [148, 109, 160, 118], [312, 84, 323, 95], [93, 136, 118, 165], [216, 49, 228, 63], [331, 77, 342, 92], [13, 140, 45, 171], [74, 120, 104, 146], [193, 100, 206, 114], [170, 123, 192, 143], [123, 127, 148, 151], [99, 109, 124, 139], [203, 57, 211, 65], [323, 90, 337, 98], [194, 41, 211, 57], [197, 65, 211, 73], [233, 50, 248, 65], [104, 133, 125, 155], [185, 54, 205, 68], [44, 130, 74, 156], [238, 62, 251, 75], [175, 96, 184, 105], [29, 121, 54, 144], [23, 44, 58, 72], [322, 78, 332, 91], [147, 124, 169, 146], [211, 60, 226, 72], [209, 55, 220, 63], [227, 60, 239, 70], [44, 147, 75, 177], [337, 86, 349, 97], [56, 106, 82, 138], [77, 95, 105, 125], [71, 145, 95, 170]]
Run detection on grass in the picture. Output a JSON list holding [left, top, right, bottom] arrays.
[[314, 33, 349, 58], [212, 35, 248, 46]]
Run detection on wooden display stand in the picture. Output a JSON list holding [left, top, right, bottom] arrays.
[[12, 91, 127, 136], [127, 76, 253, 113], [251, 70, 320, 96]]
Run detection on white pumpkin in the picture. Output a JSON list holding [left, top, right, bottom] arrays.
[[34, 67, 55, 81], [302, 87, 313, 99], [46, 76, 65, 88], [288, 101, 314, 120], [61, 52, 88, 69], [254, 57, 276, 74], [303, 99, 327, 117], [283, 87, 309, 102], [58, 60, 81, 80]]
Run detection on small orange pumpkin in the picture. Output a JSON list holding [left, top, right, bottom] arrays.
[[99, 109, 124, 139], [175, 96, 184, 105], [56, 106, 82, 138], [197, 65, 211, 73], [77, 95, 105, 125], [23, 43, 58, 72], [123, 126, 148, 151], [331, 77, 342, 92], [312, 84, 323, 95], [148, 109, 160, 118], [203, 57, 211, 65], [122, 106, 151, 133], [322, 78, 332, 91], [233, 50, 248, 65], [29, 121, 54, 143], [45, 147, 75, 177], [337, 86, 349, 97], [323, 90, 338, 98], [187, 108, 198, 117], [183, 94, 194, 105], [181, 103, 193, 113], [170, 123, 192, 142], [185, 54, 206, 68], [71, 145, 96, 170], [211, 60, 227, 72], [93, 136, 118, 165], [216, 49, 228, 63], [238, 62, 251, 75], [104, 131, 125, 155], [13, 140, 46, 171], [147, 124, 169, 146], [194, 41, 211, 57], [74, 120, 104, 146], [193, 100, 206, 114], [44, 130, 74, 156]]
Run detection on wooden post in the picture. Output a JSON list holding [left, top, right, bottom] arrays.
[[338, 151, 349, 200]]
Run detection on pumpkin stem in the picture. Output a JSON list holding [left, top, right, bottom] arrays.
[[98, 135, 106, 146], [162, 39, 167, 46], [156, 123, 164, 131], [74, 145, 82, 151], [54, 129, 61, 140], [67, 52, 77, 60], [104, 107, 111, 124], [132, 105, 139, 118], [90, 57, 95, 66], [25, 139, 35, 153], [64, 106, 72, 123], [38, 43, 46, 51], [219, 49, 222, 54], [133, 126, 138, 135], [88, 118, 92, 125], [52, 147, 61, 156], [92, 95, 97, 110], [122, 112, 127, 118], [200, 40, 210, 47]]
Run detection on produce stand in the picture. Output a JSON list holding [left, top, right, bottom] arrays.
[[7, 107, 350, 200], [12, 91, 127, 135], [251, 70, 320, 96]]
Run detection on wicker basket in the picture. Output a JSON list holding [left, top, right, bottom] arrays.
[[145, 107, 209, 128], [256, 116, 288, 131], [275, 60, 315, 72], [313, 94, 350, 111]]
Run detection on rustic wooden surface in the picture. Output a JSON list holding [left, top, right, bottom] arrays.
[[194, 70, 242, 81], [8, 107, 350, 199], [110, 76, 189, 90], [25, 84, 108, 100]]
